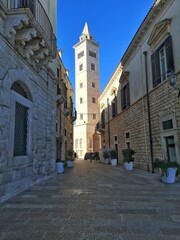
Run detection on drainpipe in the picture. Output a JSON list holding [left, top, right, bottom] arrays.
[[107, 98, 110, 148], [143, 51, 154, 173]]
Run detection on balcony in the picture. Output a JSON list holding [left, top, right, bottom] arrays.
[[1, 0, 57, 70], [71, 109, 77, 122], [96, 121, 105, 132]]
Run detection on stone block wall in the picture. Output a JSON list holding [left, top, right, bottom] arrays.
[[0, 36, 56, 202], [107, 80, 180, 171]]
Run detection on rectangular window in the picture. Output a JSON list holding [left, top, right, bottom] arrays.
[[80, 83, 83, 88], [89, 51, 96, 58], [101, 110, 105, 128], [78, 51, 84, 59], [92, 97, 96, 103], [114, 136, 117, 141], [92, 82, 95, 88], [80, 98, 83, 104], [14, 102, 28, 156], [121, 82, 130, 110], [80, 114, 83, 120], [79, 64, 83, 71], [126, 132, 130, 139], [93, 114, 96, 119], [112, 97, 117, 117], [151, 35, 174, 87], [91, 63, 95, 71], [159, 46, 167, 81], [162, 119, 173, 130], [165, 136, 177, 162]]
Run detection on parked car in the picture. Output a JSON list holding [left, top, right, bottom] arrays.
[[84, 152, 95, 161]]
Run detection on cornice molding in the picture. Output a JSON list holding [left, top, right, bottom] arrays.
[[121, 0, 172, 66]]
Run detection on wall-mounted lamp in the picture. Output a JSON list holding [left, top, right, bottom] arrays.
[[167, 70, 180, 97]]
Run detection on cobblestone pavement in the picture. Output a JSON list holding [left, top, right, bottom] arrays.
[[0, 160, 180, 240]]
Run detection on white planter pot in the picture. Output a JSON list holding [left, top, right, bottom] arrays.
[[161, 168, 177, 184], [124, 162, 133, 171], [56, 162, 64, 173], [67, 160, 74, 168], [111, 159, 117, 166]]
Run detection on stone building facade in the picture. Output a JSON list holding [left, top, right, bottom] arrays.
[[74, 23, 100, 158], [0, 0, 57, 202], [56, 51, 76, 162], [97, 0, 180, 171]]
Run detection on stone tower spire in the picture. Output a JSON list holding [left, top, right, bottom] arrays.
[[80, 22, 94, 41]]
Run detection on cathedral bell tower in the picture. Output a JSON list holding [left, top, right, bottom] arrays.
[[73, 23, 100, 158]]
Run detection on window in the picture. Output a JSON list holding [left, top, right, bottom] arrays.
[[75, 139, 78, 148], [159, 46, 167, 81], [80, 82, 83, 88], [91, 63, 95, 71], [80, 98, 83, 104], [89, 51, 96, 58], [92, 97, 96, 103], [65, 128, 66, 136], [101, 110, 105, 128], [14, 102, 28, 156], [93, 114, 96, 119], [162, 119, 173, 130], [92, 82, 95, 88], [78, 51, 84, 59], [79, 64, 83, 71], [112, 96, 117, 117], [80, 114, 83, 120], [114, 136, 117, 141], [151, 35, 174, 87], [126, 132, 130, 139], [165, 136, 177, 162], [10, 81, 32, 161], [121, 82, 130, 110]]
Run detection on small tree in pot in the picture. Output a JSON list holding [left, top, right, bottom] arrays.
[[122, 148, 135, 171], [66, 149, 74, 168], [153, 158, 180, 183], [110, 149, 118, 166]]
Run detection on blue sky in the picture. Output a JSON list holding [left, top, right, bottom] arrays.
[[57, 0, 154, 92]]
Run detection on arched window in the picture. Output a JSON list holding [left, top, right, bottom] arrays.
[[79, 138, 82, 148], [10, 81, 32, 162]]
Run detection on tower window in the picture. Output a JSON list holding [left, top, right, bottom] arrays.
[[92, 82, 95, 88], [80, 82, 83, 88], [91, 63, 95, 71], [93, 114, 96, 119], [79, 64, 83, 71], [80, 98, 83, 104], [78, 51, 84, 59], [89, 51, 96, 58], [80, 114, 83, 120], [92, 97, 96, 103]]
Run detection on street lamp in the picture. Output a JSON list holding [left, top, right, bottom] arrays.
[[167, 70, 180, 97]]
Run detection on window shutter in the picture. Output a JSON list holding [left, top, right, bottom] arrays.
[[126, 82, 130, 107], [121, 88, 125, 110], [151, 51, 161, 87], [165, 35, 174, 72]]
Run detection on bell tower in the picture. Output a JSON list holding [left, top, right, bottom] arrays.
[[73, 23, 100, 158]]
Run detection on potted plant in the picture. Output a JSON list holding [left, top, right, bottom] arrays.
[[122, 148, 135, 171], [103, 148, 110, 164], [66, 149, 74, 168], [56, 159, 65, 173], [110, 149, 118, 166], [153, 158, 180, 183]]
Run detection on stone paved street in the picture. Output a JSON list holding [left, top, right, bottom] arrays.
[[0, 160, 180, 240]]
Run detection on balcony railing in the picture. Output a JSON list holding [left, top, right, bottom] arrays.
[[5, 0, 56, 55]]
